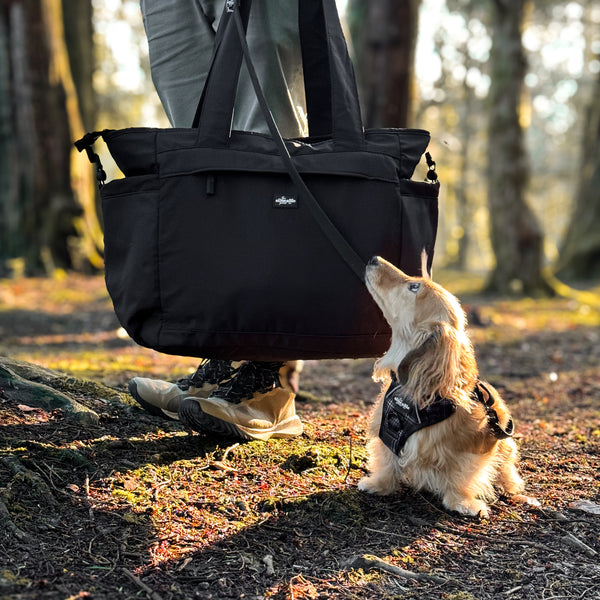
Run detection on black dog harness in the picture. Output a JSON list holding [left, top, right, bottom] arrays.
[[379, 374, 514, 457]]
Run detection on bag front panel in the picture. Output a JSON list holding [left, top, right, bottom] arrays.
[[154, 170, 406, 358]]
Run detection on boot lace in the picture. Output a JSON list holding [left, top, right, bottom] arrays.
[[176, 359, 235, 391], [212, 361, 283, 404]]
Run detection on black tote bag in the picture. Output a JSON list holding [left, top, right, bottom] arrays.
[[76, 0, 439, 361]]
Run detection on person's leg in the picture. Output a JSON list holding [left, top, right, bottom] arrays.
[[140, 0, 306, 135], [140, 0, 217, 127], [234, 0, 307, 136]]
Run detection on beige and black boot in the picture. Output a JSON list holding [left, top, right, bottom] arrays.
[[178, 361, 303, 441], [128, 359, 237, 420]]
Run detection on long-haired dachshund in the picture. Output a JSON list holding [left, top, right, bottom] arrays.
[[358, 256, 539, 517]]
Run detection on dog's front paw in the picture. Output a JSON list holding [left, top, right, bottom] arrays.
[[445, 497, 490, 519], [358, 476, 395, 496], [510, 494, 541, 507]]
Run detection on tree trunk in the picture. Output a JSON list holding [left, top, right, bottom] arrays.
[[0, 0, 101, 275], [485, 0, 550, 295], [445, 40, 477, 271], [62, 0, 94, 132], [347, 0, 420, 128], [555, 71, 600, 280], [0, 16, 18, 276]]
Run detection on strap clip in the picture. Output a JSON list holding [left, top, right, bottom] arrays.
[[74, 133, 107, 189], [425, 152, 438, 183]]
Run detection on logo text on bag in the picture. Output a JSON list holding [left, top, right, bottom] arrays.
[[273, 195, 298, 209]]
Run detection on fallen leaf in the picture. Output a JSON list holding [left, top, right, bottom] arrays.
[[123, 478, 139, 491]]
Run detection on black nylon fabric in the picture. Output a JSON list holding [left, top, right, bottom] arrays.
[[80, 0, 440, 361]]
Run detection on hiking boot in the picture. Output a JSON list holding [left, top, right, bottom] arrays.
[[128, 359, 237, 420], [280, 360, 303, 394], [178, 361, 303, 441]]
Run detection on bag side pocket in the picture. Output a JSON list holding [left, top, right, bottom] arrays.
[[101, 175, 162, 348], [398, 180, 439, 275]]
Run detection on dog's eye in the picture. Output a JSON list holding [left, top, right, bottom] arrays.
[[408, 282, 421, 294]]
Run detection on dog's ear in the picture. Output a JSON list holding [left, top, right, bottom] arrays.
[[396, 328, 440, 384], [403, 322, 477, 406]]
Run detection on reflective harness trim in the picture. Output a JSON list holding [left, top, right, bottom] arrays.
[[379, 374, 514, 457]]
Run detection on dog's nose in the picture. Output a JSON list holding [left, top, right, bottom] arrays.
[[368, 256, 380, 266]]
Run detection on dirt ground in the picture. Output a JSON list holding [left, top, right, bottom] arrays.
[[0, 273, 599, 600]]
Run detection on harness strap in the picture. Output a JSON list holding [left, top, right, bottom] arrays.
[[472, 380, 514, 439]]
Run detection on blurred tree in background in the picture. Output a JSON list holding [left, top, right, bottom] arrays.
[[0, 0, 102, 276], [555, 70, 600, 279], [63, 0, 95, 132], [485, 0, 549, 294], [346, 0, 420, 127], [414, 0, 599, 288]]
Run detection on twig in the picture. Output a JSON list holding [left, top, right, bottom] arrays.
[[344, 431, 353, 484], [122, 568, 164, 600], [562, 533, 597, 558], [407, 515, 557, 554], [344, 554, 446, 584], [209, 461, 237, 472], [364, 526, 408, 539], [263, 554, 275, 576], [222, 442, 239, 461], [506, 585, 522, 595]]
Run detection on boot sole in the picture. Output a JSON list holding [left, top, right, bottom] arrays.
[[128, 380, 179, 421], [178, 398, 303, 441]]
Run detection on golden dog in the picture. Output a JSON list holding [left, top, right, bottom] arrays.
[[358, 256, 539, 517]]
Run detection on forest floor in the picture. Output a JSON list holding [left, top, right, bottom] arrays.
[[0, 271, 599, 600]]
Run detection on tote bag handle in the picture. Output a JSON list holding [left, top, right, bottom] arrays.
[[193, 0, 365, 150], [228, 2, 368, 281]]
